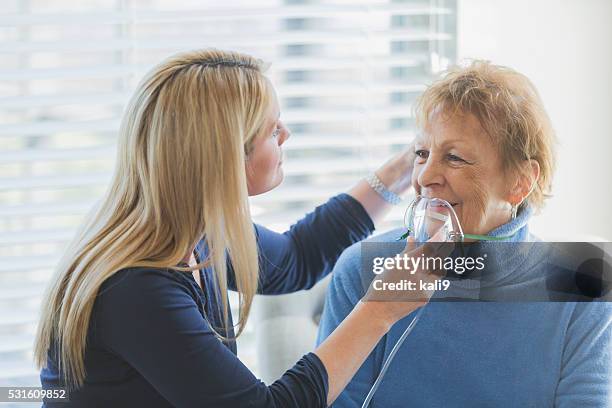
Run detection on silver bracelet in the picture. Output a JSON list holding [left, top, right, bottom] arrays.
[[365, 173, 403, 205]]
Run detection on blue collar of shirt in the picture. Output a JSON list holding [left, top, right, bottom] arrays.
[[457, 205, 535, 285], [486, 204, 533, 242]]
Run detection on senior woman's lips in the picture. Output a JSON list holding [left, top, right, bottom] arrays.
[[421, 199, 457, 220], [423, 198, 459, 208]]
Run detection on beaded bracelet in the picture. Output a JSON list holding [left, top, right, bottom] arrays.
[[365, 173, 403, 205]]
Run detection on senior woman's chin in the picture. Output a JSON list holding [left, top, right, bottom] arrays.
[[456, 207, 481, 235], [456, 208, 483, 236], [451, 204, 464, 224]]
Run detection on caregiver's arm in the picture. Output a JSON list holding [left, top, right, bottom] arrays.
[[348, 147, 415, 226], [244, 194, 375, 294], [317, 242, 385, 407], [315, 300, 415, 405]]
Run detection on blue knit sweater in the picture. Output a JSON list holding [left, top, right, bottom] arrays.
[[317, 206, 612, 407]]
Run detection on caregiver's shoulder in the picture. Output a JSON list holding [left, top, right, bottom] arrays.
[[96, 267, 193, 305]]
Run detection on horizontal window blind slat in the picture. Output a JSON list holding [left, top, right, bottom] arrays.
[[0, 201, 97, 216], [0, 257, 58, 273], [0, 173, 112, 190], [0, 82, 425, 110], [282, 104, 415, 122], [0, 284, 46, 301], [0, 363, 39, 381], [280, 133, 413, 149], [3, 31, 452, 53], [271, 54, 428, 70], [0, 65, 142, 81], [0, 146, 115, 163], [0, 93, 129, 110], [279, 82, 426, 97], [0, 5, 452, 27], [0, 119, 119, 137], [0, 54, 429, 82], [0, 334, 36, 353], [0, 228, 76, 245], [0, 308, 38, 326], [0, 93, 130, 110]]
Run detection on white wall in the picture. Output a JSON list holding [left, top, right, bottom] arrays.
[[457, 0, 612, 240]]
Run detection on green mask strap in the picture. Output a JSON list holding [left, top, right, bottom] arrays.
[[397, 229, 518, 242], [462, 232, 517, 241], [397, 230, 410, 241]]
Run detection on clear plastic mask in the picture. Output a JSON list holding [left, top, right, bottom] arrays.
[[399, 195, 516, 243], [400, 196, 464, 242]]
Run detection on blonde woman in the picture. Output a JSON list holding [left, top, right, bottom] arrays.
[[34, 49, 428, 407]]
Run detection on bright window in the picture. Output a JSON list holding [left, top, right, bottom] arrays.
[[0, 0, 457, 394]]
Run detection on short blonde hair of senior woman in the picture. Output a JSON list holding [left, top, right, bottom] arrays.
[[415, 60, 556, 212], [34, 49, 271, 389]]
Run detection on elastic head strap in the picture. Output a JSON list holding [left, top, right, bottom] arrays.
[[462, 232, 517, 241]]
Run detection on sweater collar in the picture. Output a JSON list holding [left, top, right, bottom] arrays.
[[447, 205, 534, 292], [485, 204, 533, 242]]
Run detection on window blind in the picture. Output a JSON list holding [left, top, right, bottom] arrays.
[[0, 0, 456, 393]]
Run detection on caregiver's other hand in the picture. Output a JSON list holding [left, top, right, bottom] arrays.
[[348, 143, 416, 226], [374, 144, 416, 196], [314, 230, 452, 406], [361, 231, 454, 326]]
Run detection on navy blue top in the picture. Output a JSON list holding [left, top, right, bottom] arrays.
[[41, 194, 374, 407]]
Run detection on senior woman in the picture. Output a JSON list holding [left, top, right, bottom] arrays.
[[317, 61, 612, 407], [33, 49, 433, 407]]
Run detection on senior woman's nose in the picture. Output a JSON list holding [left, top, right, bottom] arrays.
[[416, 156, 445, 189]]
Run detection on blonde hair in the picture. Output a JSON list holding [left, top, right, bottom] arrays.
[[415, 60, 556, 211], [34, 49, 271, 389]]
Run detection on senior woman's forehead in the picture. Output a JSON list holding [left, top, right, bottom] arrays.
[[417, 112, 488, 146]]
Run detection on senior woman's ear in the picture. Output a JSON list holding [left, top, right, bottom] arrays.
[[507, 159, 541, 206]]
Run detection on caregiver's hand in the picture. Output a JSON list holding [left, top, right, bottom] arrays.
[[348, 144, 416, 226], [361, 231, 453, 324], [314, 230, 453, 406], [374, 144, 416, 196]]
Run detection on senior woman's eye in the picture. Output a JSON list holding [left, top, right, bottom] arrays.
[[447, 153, 466, 163], [415, 149, 429, 160]]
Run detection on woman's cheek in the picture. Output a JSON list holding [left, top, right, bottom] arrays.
[[455, 166, 489, 232]]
